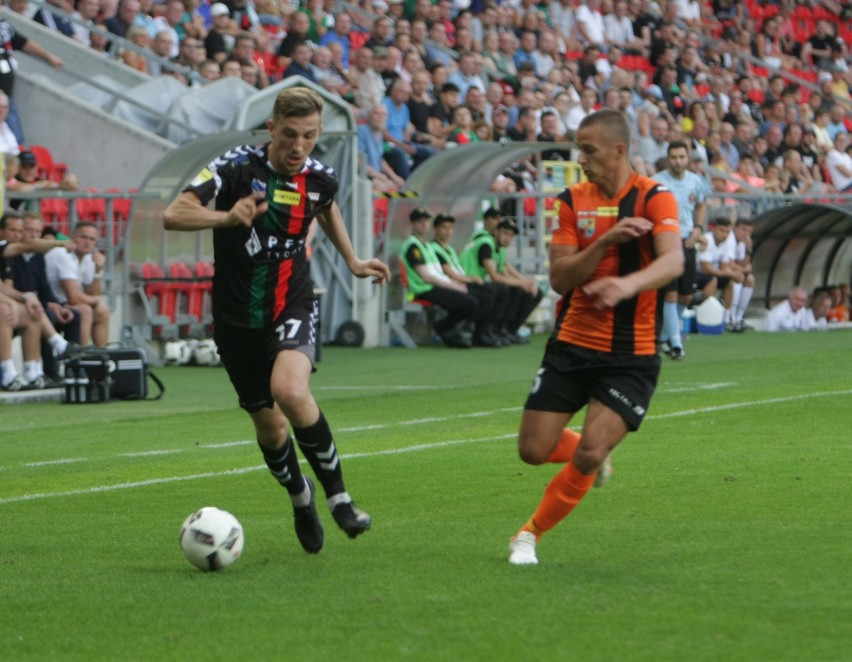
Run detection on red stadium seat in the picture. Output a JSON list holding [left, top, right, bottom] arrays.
[[169, 261, 207, 335], [39, 198, 70, 236], [27, 144, 67, 182], [398, 258, 433, 309], [135, 262, 178, 339]]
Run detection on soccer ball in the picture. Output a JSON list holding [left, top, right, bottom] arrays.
[[192, 339, 220, 366], [163, 339, 192, 365], [179, 507, 244, 571]]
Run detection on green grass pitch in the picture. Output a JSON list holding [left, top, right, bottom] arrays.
[[1, 331, 850, 661]]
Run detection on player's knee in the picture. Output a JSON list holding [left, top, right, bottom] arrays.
[[573, 445, 609, 473], [77, 306, 93, 324], [270, 378, 310, 411], [517, 436, 549, 465], [254, 418, 287, 448]]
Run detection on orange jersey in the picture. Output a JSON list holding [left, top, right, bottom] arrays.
[[551, 172, 680, 355], [827, 305, 848, 322]]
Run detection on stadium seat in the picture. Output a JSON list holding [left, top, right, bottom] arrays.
[[39, 198, 70, 236], [398, 258, 434, 310], [390, 258, 437, 348], [106, 187, 134, 245], [76, 189, 107, 238], [28, 144, 68, 182], [138, 262, 179, 339], [169, 261, 207, 337]]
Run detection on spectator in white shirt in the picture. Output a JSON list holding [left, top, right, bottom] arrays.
[[696, 217, 745, 326], [575, 0, 605, 46], [765, 287, 811, 331], [0, 92, 19, 156], [44, 222, 110, 347], [826, 132, 852, 192]]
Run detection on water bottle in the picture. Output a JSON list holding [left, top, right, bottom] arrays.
[[77, 372, 89, 403], [64, 364, 77, 404]]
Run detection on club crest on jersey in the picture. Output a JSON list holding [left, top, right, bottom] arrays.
[[577, 217, 595, 237], [190, 168, 214, 187], [251, 178, 267, 197], [273, 190, 301, 205], [245, 228, 262, 256]]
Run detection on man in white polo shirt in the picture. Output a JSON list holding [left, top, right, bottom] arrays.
[[45, 222, 110, 347]]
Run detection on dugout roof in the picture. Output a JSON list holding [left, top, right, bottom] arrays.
[[751, 201, 852, 307]]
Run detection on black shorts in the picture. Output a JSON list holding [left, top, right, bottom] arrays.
[[663, 242, 696, 296], [524, 341, 661, 431], [214, 299, 319, 413], [696, 272, 730, 292]]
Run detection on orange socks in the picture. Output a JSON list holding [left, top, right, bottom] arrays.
[[547, 428, 581, 463], [524, 463, 597, 535]]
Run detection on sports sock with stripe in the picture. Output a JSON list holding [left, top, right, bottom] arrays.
[[257, 436, 310, 507], [293, 410, 345, 498]]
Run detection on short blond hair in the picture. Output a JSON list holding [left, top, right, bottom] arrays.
[[272, 87, 324, 121]]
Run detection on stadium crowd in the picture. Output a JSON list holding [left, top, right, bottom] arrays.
[[8, 0, 852, 190]]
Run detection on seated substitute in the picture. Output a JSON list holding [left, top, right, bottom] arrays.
[[11, 211, 84, 381], [400, 208, 485, 348], [0, 212, 74, 390], [723, 217, 756, 332], [44, 222, 110, 347], [696, 217, 744, 329], [461, 207, 542, 344], [429, 212, 504, 347]]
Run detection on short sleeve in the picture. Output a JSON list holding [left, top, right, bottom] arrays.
[[645, 185, 680, 235], [405, 243, 425, 268], [551, 191, 578, 246]]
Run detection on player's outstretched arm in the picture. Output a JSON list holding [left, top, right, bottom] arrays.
[[164, 191, 268, 231], [315, 202, 390, 285]]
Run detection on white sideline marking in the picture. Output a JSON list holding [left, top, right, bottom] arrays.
[[200, 441, 252, 449], [23, 458, 88, 467], [120, 449, 184, 458], [661, 382, 735, 393], [0, 434, 515, 505], [648, 390, 852, 419], [2, 390, 849, 506], [340, 409, 502, 432]]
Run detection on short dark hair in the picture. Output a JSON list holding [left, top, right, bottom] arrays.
[[0, 211, 22, 229], [433, 213, 455, 227], [668, 140, 689, 155]]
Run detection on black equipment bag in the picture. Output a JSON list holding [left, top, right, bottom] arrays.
[[62, 348, 164, 403], [106, 347, 164, 400]]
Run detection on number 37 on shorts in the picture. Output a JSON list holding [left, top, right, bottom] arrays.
[[273, 301, 319, 351]]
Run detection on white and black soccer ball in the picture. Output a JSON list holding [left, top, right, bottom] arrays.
[[179, 507, 244, 571], [163, 339, 192, 365], [193, 339, 220, 366]]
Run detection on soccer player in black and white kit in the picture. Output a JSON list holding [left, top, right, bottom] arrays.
[[164, 88, 390, 554]]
